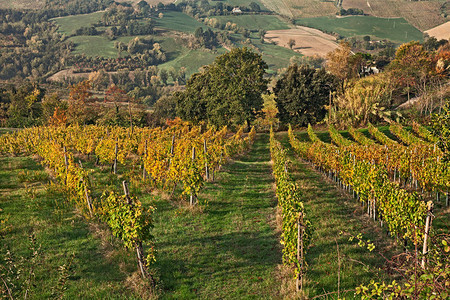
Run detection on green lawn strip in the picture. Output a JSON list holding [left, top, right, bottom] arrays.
[[295, 16, 423, 43], [276, 132, 397, 298], [158, 47, 227, 77], [51, 11, 105, 35], [0, 156, 139, 299], [136, 134, 284, 299], [220, 0, 267, 10], [156, 11, 213, 33], [214, 15, 290, 31]]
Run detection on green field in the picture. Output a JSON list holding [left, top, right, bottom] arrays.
[[68, 35, 137, 58], [0, 156, 137, 298], [51, 11, 104, 35], [158, 47, 227, 77], [295, 16, 424, 43], [155, 11, 212, 33], [214, 14, 290, 31], [214, 0, 268, 10]]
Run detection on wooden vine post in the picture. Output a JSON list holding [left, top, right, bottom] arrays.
[[63, 145, 69, 184], [143, 140, 148, 180], [168, 135, 175, 170], [204, 139, 209, 181], [297, 211, 304, 292], [113, 139, 118, 175], [79, 160, 93, 217], [122, 180, 147, 280], [190, 146, 196, 206], [421, 201, 434, 269]]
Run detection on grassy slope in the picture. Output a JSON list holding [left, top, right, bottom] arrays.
[[295, 16, 424, 43], [51, 11, 105, 35], [155, 11, 212, 33], [158, 46, 227, 77], [143, 134, 284, 298], [214, 15, 290, 31], [0, 156, 137, 299], [277, 131, 396, 298], [219, 0, 267, 9]]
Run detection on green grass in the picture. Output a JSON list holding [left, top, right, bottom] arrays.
[[86, 134, 287, 298], [142, 135, 285, 298], [158, 47, 227, 77], [214, 15, 290, 31], [68, 35, 136, 58], [257, 41, 302, 74], [51, 11, 104, 35], [0, 156, 138, 299], [276, 132, 397, 298], [156, 11, 213, 33], [295, 16, 424, 43], [215, 0, 268, 10]]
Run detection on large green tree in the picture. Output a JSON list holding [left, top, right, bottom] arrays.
[[174, 47, 268, 128], [274, 64, 338, 126]]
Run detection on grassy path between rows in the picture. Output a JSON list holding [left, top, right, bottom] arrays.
[[277, 132, 398, 298], [147, 134, 287, 299], [0, 156, 136, 299]]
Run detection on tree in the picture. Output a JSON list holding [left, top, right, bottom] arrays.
[[288, 38, 296, 50], [174, 47, 268, 128], [249, 2, 261, 11], [42, 93, 68, 126], [67, 80, 95, 125], [326, 41, 356, 89], [329, 73, 394, 127], [431, 99, 450, 162], [159, 69, 168, 85], [274, 64, 338, 126]]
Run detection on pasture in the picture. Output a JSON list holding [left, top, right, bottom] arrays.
[[158, 47, 227, 77], [155, 11, 212, 33], [341, 0, 447, 30], [213, 15, 290, 31], [295, 16, 424, 43], [51, 11, 105, 35], [259, 0, 337, 18], [68, 35, 136, 58]]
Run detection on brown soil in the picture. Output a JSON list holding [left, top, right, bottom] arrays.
[[425, 21, 450, 40], [265, 26, 339, 57], [342, 0, 447, 31]]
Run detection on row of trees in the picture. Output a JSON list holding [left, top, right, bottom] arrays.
[[0, 82, 165, 128], [160, 39, 449, 129]]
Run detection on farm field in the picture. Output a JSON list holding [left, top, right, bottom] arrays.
[[68, 35, 136, 58], [158, 47, 227, 77], [217, 0, 267, 10], [248, 38, 302, 73], [264, 26, 339, 57], [341, 0, 448, 30], [51, 11, 105, 35], [213, 15, 290, 31], [155, 11, 213, 33], [425, 21, 450, 40], [0, 0, 45, 9], [1, 127, 415, 299], [295, 16, 424, 43], [259, 0, 337, 18]]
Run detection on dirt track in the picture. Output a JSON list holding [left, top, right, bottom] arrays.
[[265, 26, 339, 57]]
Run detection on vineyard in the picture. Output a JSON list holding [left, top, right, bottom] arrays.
[[0, 123, 449, 298]]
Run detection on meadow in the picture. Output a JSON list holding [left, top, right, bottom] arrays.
[[214, 15, 290, 31], [51, 11, 105, 35], [155, 11, 213, 33], [295, 16, 424, 43]]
